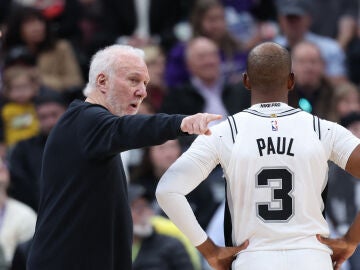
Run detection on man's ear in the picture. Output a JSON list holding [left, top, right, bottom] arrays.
[[243, 73, 251, 90], [96, 73, 108, 94], [287, 72, 295, 91]]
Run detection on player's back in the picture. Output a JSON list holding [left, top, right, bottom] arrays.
[[224, 102, 330, 253]]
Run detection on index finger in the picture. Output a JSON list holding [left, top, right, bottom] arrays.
[[206, 114, 222, 123], [317, 234, 342, 248], [316, 234, 332, 245]]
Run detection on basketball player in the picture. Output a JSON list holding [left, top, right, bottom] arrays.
[[156, 42, 360, 270]]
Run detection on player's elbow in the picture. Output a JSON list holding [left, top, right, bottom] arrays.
[[155, 181, 167, 205]]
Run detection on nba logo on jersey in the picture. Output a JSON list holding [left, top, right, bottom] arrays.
[[271, 120, 278, 131]]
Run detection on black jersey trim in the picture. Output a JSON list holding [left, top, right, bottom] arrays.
[[243, 108, 302, 118], [224, 116, 238, 248], [313, 115, 321, 140], [230, 115, 238, 135], [227, 117, 235, 143], [224, 181, 233, 247], [321, 183, 328, 217], [227, 115, 238, 143]]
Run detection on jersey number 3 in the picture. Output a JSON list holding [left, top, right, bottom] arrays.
[[256, 168, 294, 222]]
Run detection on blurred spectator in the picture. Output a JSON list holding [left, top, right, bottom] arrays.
[[8, 89, 67, 211], [274, 0, 347, 84], [289, 41, 336, 120], [308, 0, 358, 39], [1, 64, 40, 148], [326, 111, 360, 270], [142, 45, 167, 112], [131, 139, 218, 230], [162, 37, 249, 194], [128, 184, 195, 270], [54, 0, 113, 80], [0, 157, 36, 268], [1, 6, 84, 95], [221, 0, 278, 46], [162, 37, 250, 120], [2, 46, 37, 69], [332, 82, 360, 123], [337, 15, 360, 85], [103, 0, 185, 52], [6, 0, 74, 39], [165, 0, 249, 88]]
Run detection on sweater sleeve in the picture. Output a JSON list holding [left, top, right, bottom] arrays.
[[78, 105, 186, 158]]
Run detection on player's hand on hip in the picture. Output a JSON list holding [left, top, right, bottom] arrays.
[[316, 234, 357, 270], [197, 238, 249, 270], [181, 113, 222, 135]]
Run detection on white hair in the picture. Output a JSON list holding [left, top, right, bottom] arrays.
[[83, 44, 145, 97]]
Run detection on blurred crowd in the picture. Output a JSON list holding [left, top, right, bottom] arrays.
[[0, 0, 360, 269]]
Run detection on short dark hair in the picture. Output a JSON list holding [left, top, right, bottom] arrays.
[[247, 42, 291, 90]]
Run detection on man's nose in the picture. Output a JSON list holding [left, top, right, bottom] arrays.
[[136, 84, 147, 98]]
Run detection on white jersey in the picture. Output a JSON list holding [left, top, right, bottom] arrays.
[[156, 102, 360, 253]]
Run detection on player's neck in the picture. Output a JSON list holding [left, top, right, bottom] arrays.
[[251, 92, 288, 105]]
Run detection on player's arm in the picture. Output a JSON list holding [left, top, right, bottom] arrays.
[[318, 121, 360, 269], [156, 135, 219, 247], [345, 144, 360, 178], [156, 133, 248, 270], [317, 212, 360, 270]]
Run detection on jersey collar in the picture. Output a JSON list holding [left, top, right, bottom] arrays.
[[250, 102, 293, 113]]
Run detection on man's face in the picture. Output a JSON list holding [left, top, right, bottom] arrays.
[[8, 74, 37, 104], [105, 55, 150, 116], [279, 14, 310, 44], [21, 17, 46, 45], [201, 5, 227, 41], [131, 197, 153, 237], [36, 102, 66, 135], [149, 140, 181, 175], [186, 38, 220, 83], [292, 44, 324, 88]]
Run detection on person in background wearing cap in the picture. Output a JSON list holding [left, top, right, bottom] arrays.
[[8, 89, 68, 212], [273, 0, 347, 85], [325, 112, 360, 270], [128, 184, 195, 270], [26, 44, 222, 270]]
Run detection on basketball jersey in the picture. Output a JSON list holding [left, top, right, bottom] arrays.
[[221, 102, 359, 253], [156, 102, 360, 252]]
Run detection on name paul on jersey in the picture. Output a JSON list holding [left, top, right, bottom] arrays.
[[256, 137, 295, 156]]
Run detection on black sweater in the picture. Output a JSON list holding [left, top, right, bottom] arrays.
[[27, 100, 185, 270]]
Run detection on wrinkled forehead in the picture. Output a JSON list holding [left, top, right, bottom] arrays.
[[116, 54, 149, 78]]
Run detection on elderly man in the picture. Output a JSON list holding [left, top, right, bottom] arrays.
[[27, 45, 221, 270]]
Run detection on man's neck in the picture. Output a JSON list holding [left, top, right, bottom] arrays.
[[251, 92, 288, 105]]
